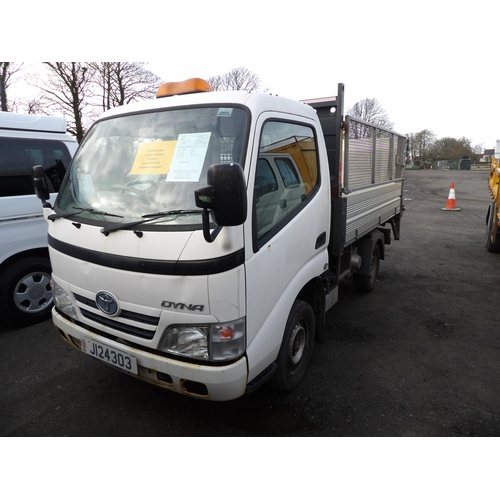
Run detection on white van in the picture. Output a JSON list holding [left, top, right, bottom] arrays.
[[0, 112, 78, 325]]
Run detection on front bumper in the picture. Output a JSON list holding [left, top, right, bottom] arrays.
[[52, 309, 248, 401]]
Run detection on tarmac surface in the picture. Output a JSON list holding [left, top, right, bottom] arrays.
[[1, 169, 499, 437]]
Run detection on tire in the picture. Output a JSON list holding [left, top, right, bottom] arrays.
[[353, 244, 380, 292], [0, 257, 53, 325], [270, 300, 315, 391], [486, 205, 500, 253]]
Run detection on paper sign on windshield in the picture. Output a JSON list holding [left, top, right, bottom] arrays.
[[167, 132, 211, 182], [129, 141, 177, 175]]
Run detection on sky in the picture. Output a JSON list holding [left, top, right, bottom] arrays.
[[5, 1, 500, 150]]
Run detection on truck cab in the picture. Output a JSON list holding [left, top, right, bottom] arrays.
[[33, 78, 406, 400]]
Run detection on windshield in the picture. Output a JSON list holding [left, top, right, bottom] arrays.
[[56, 105, 248, 228]]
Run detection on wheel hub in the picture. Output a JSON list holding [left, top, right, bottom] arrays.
[[14, 272, 53, 313], [289, 323, 306, 366]]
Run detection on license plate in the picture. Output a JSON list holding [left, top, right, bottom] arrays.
[[81, 336, 138, 375]]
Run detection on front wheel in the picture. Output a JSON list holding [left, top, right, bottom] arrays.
[[0, 257, 53, 325], [270, 300, 315, 391]]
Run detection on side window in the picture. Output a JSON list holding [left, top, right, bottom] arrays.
[[0, 137, 73, 197], [276, 157, 300, 187], [254, 158, 279, 234], [255, 158, 278, 197], [254, 121, 318, 243]]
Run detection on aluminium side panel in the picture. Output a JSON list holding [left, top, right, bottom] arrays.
[[342, 116, 405, 245], [344, 182, 403, 244]]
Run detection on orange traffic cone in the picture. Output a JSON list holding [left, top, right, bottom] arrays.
[[441, 182, 461, 211]]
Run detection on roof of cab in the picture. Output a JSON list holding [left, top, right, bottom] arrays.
[[0, 111, 68, 133], [97, 89, 318, 123]]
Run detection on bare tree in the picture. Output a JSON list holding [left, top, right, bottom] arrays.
[[36, 62, 96, 142], [207, 67, 268, 92], [347, 98, 393, 130], [21, 98, 46, 115], [90, 62, 162, 112], [0, 62, 24, 111], [409, 129, 437, 166], [346, 97, 393, 140]]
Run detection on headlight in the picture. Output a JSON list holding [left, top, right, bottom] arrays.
[[159, 318, 245, 362], [53, 282, 78, 320], [161, 326, 209, 360]]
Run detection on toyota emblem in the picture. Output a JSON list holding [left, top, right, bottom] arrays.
[[96, 291, 119, 316]]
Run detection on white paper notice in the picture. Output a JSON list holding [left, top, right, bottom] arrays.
[[167, 132, 211, 182]]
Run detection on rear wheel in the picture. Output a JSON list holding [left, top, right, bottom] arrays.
[[486, 205, 500, 253], [0, 257, 53, 325], [353, 244, 380, 292], [270, 300, 315, 391]]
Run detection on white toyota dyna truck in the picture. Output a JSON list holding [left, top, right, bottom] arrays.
[[33, 78, 408, 401]]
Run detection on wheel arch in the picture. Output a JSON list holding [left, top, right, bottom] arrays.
[[296, 276, 326, 338], [0, 247, 50, 273]]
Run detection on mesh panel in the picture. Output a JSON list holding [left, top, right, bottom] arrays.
[[346, 118, 404, 190]]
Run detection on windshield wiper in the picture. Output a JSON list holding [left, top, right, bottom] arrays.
[[101, 209, 204, 235], [141, 209, 204, 218], [48, 207, 124, 221]]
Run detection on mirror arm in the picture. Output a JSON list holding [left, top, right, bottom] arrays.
[[201, 208, 222, 243]]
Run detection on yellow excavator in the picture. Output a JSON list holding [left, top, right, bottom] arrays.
[[486, 157, 500, 252]]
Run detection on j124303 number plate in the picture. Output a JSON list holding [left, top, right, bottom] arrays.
[[81, 337, 138, 375]]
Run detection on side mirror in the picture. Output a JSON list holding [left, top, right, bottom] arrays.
[[31, 165, 52, 208], [194, 163, 247, 243], [44, 159, 67, 191]]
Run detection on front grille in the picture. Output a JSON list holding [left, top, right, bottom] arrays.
[[74, 293, 160, 340]]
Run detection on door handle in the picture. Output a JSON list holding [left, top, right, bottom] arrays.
[[315, 232, 326, 249]]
